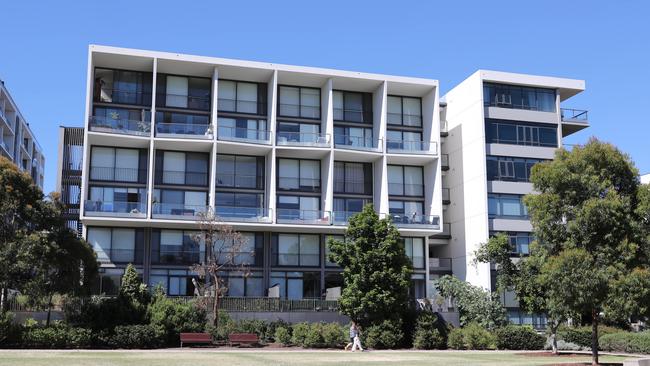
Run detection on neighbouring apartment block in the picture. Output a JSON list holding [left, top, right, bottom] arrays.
[[0, 79, 45, 188], [60, 45, 589, 326]]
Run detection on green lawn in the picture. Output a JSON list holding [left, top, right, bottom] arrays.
[[0, 350, 633, 366]]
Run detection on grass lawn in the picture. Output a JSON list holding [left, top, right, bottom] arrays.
[[0, 350, 633, 366]]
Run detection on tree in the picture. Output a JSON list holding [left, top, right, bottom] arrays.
[[435, 275, 507, 329], [480, 139, 650, 365], [191, 210, 252, 328], [327, 204, 412, 328]]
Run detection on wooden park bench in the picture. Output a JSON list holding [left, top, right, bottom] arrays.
[[228, 333, 259, 347], [180, 332, 212, 348]]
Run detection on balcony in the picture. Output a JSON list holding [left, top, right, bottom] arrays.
[[388, 213, 440, 229], [441, 154, 449, 171], [560, 108, 589, 136], [218, 126, 271, 145], [216, 174, 263, 189], [277, 177, 321, 192], [442, 188, 450, 204], [388, 183, 424, 197], [151, 250, 204, 265], [90, 166, 146, 183], [276, 209, 331, 225], [84, 200, 147, 218], [152, 203, 209, 220], [332, 210, 362, 225], [89, 116, 151, 137], [159, 170, 209, 187], [440, 120, 448, 137], [158, 93, 211, 111], [96, 88, 152, 106], [333, 108, 373, 124], [276, 132, 330, 147], [386, 140, 437, 155], [278, 103, 320, 119], [215, 206, 272, 223], [95, 249, 144, 264], [155, 123, 213, 139], [431, 223, 451, 239], [334, 135, 381, 152], [217, 99, 267, 115], [428, 257, 452, 272], [0, 140, 11, 158]]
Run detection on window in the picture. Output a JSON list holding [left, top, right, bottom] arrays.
[[277, 158, 320, 192], [333, 162, 372, 194], [386, 130, 423, 150], [389, 200, 424, 217], [273, 234, 320, 267], [333, 198, 370, 217], [488, 194, 528, 218], [485, 119, 558, 147], [90, 147, 146, 183], [334, 126, 374, 148], [388, 165, 424, 196], [93, 106, 150, 123], [149, 269, 198, 296], [333, 91, 372, 123], [410, 274, 426, 299], [483, 83, 556, 112], [155, 111, 210, 135], [490, 231, 534, 255], [215, 192, 264, 217], [278, 86, 320, 119], [151, 229, 204, 265], [218, 80, 267, 115], [220, 271, 264, 297], [216, 154, 264, 189], [86, 227, 144, 263], [277, 121, 321, 144], [387, 96, 422, 126], [155, 151, 209, 186], [277, 195, 320, 220], [88, 186, 146, 213], [270, 271, 321, 299], [153, 189, 207, 214], [157, 75, 211, 110], [93, 68, 152, 106], [218, 117, 268, 142], [486, 156, 547, 182], [213, 232, 263, 266], [403, 237, 425, 269]]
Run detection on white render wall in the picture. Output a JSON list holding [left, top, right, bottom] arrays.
[[642, 174, 650, 185]]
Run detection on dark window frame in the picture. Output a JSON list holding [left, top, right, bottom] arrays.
[[277, 85, 322, 120], [333, 90, 373, 124], [387, 95, 423, 127], [156, 73, 212, 112], [217, 79, 268, 116], [276, 157, 322, 193]]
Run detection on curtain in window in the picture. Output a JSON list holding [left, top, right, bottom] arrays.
[[387, 96, 402, 125], [300, 160, 319, 189], [87, 228, 111, 262], [300, 88, 320, 118], [300, 235, 319, 266], [333, 91, 344, 120], [115, 149, 139, 182], [166, 76, 188, 108], [163, 152, 185, 184], [112, 229, 135, 262], [217, 80, 236, 111], [237, 82, 258, 113], [345, 163, 364, 193], [91, 147, 115, 180], [279, 86, 299, 116], [279, 159, 299, 189]]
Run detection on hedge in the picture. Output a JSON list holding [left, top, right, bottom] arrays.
[[600, 331, 650, 354], [558, 325, 623, 348], [494, 325, 545, 350], [447, 323, 496, 350], [364, 319, 404, 350]]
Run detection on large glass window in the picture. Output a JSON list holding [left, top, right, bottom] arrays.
[[272, 234, 320, 267], [88, 186, 146, 213], [86, 227, 144, 263], [277, 158, 320, 192], [278, 86, 320, 119], [218, 80, 267, 115], [90, 147, 146, 183], [486, 156, 547, 182], [387, 96, 422, 126], [270, 271, 321, 299], [488, 194, 528, 218], [389, 200, 424, 217], [277, 122, 321, 144], [386, 130, 423, 150], [149, 269, 197, 296], [216, 154, 264, 189], [151, 229, 204, 265], [221, 271, 264, 297], [485, 119, 558, 147], [490, 231, 534, 255], [157, 75, 211, 110], [215, 192, 264, 217], [153, 189, 208, 214], [218, 117, 268, 142], [334, 126, 374, 148], [333, 161, 372, 194], [483, 83, 556, 112], [155, 151, 209, 186], [333, 91, 372, 123], [93, 68, 152, 106], [388, 165, 424, 196], [403, 237, 425, 269]]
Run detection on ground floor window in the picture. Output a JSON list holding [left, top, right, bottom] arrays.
[[411, 273, 426, 299], [269, 271, 320, 299], [507, 309, 547, 329], [149, 269, 197, 296], [219, 271, 264, 297]]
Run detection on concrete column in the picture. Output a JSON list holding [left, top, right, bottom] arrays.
[[208, 67, 219, 210], [146, 58, 158, 219]]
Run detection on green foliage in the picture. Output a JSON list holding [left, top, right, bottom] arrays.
[[412, 312, 448, 349], [363, 319, 404, 349], [328, 204, 412, 328], [22, 324, 93, 349], [599, 331, 650, 354], [435, 275, 507, 329], [107, 325, 162, 349], [64, 296, 147, 330], [119, 264, 150, 306], [147, 296, 206, 346], [290, 322, 310, 346], [494, 325, 545, 350], [321, 322, 346, 348], [274, 326, 291, 345], [558, 325, 623, 348], [0, 312, 21, 346], [446, 323, 496, 350]]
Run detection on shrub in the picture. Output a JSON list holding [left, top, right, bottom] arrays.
[[108, 325, 162, 349], [413, 312, 448, 350], [558, 325, 622, 348], [447, 323, 496, 350], [599, 331, 650, 354], [22, 325, 93, 349], [205, 311, 233, 341], [303, 323, 324, 348], [494, 325, 545, 350], [291, 322, 310, 347], [321, 322, 346, 348], [64, 296, 147, 330], [147, 296, 206, 346], [364, 319, 403, 349], [0, 312, 22, 346], [265, 319, 291, 343], [544, 339, 586, 351], [274, 326, 291, 346]]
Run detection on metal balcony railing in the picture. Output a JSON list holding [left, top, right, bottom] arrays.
[[334, 134, 381, 151], [89, 116, 151, 136], [84, 200, 147, 217], [152, 203, 209, 220], [155, 122, 212, 138], [388, 213, 440, 229], [217, 98, 267, 115], [172, 297, 340, 312], [276, 131, 330, 147], [215, 206, 272, 223], [428, 257, 452, 271], [386, 140, 437, 154], [560, 108, 588, 123], [276, 209, 331, 225], [90, 166, 146, 183], [158, 93, 211, 111], [217, 126, 271, 144], [277, 177, 321, 192], [388, 183, 424, 197]]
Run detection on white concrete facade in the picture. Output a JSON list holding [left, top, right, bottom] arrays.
[[642, 174, 650, 185], [0, 80, 45, 188]]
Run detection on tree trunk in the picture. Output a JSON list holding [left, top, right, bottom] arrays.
[[46, 294, 53, 327], [212, 275, 220, 328], [0, 287, 7, 313], [591, 309, 599, 366]]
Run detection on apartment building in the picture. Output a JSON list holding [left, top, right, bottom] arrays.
[[0, 80, 45, 188], [79, 45, 444, 299], [432, 70, 588, 327]]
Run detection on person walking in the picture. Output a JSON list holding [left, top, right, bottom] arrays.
[[345, 322, 358, 351]]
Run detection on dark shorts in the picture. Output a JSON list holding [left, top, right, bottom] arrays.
[[350, 337, 354, 343]]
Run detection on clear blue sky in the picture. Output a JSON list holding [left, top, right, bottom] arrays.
[[2, 1, 649, 193]]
